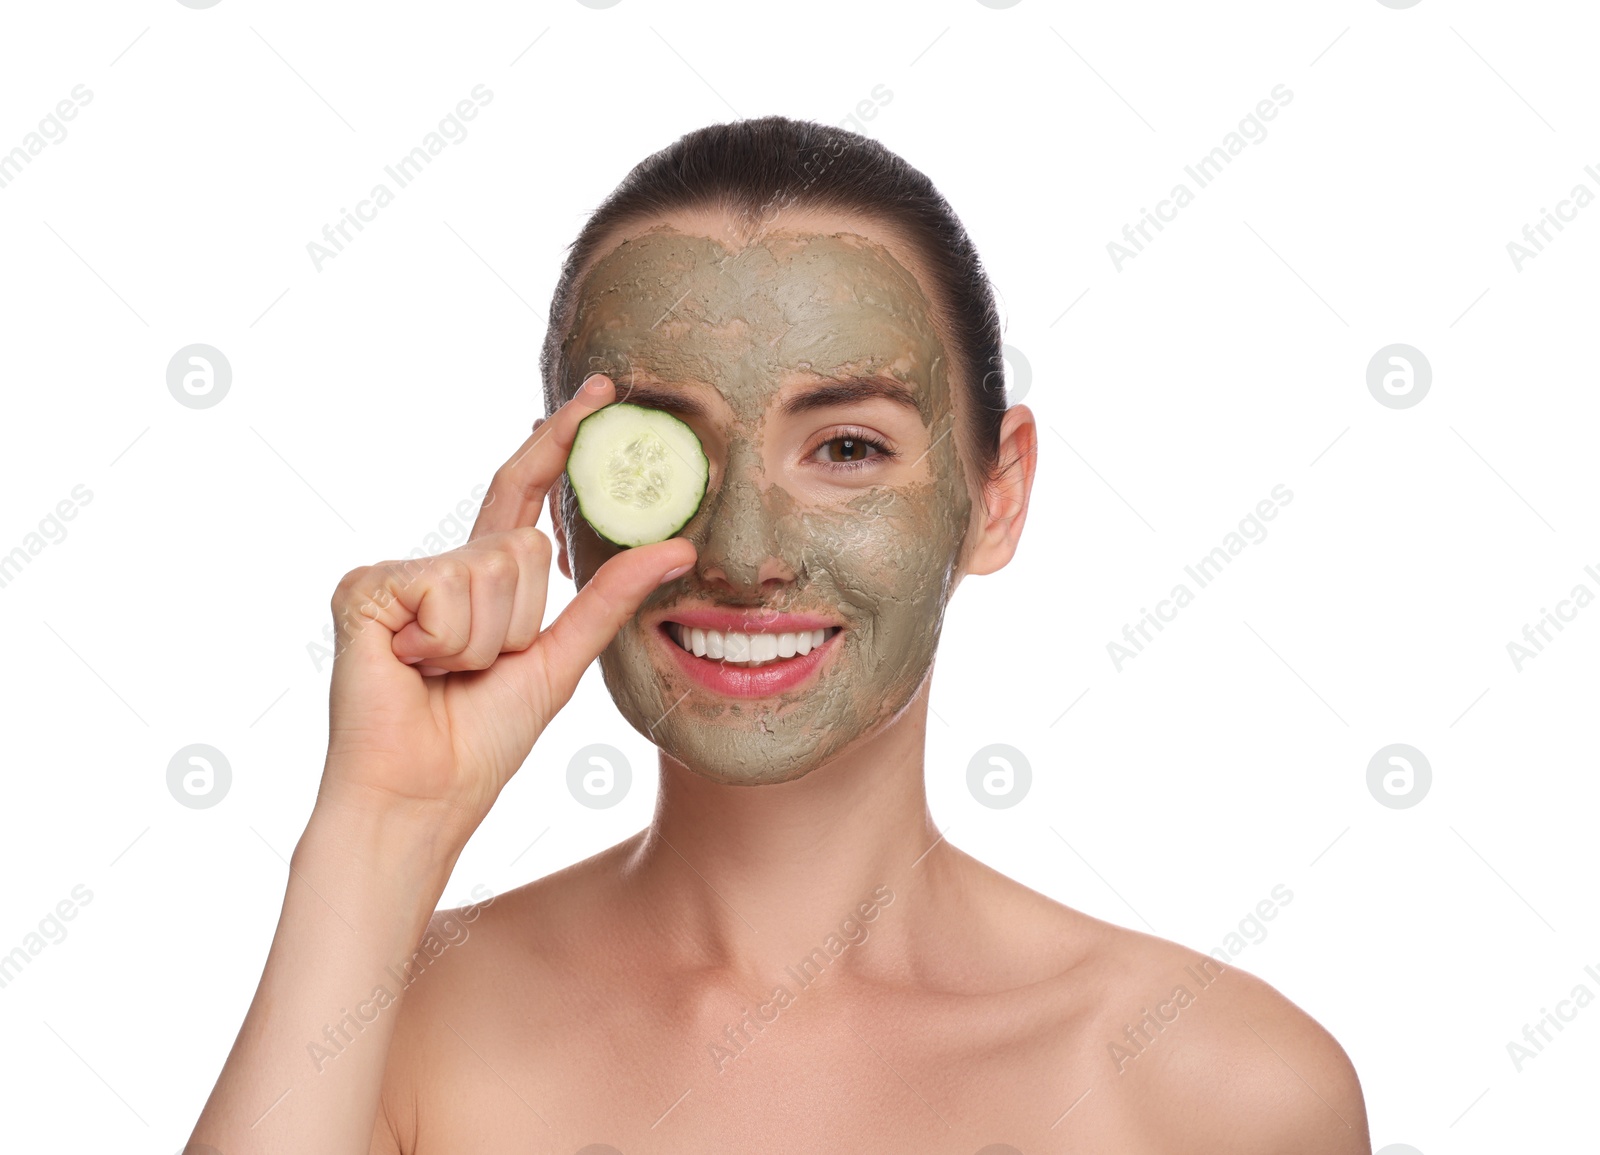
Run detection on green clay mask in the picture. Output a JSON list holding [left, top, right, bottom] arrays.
[[561, 225, 974, 785]]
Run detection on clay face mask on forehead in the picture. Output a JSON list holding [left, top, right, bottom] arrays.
[[562, 225, 974, 785]]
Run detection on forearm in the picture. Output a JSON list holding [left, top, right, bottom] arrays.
[[187, 801, 467, 1155]]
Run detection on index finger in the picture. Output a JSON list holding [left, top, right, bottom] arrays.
[[469, 373, 616, 541]]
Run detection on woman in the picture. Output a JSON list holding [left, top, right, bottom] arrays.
[[191, 115, 1369, 1153]]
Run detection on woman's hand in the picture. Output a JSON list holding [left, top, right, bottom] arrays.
[[185, 376, 691, 1155], [317, 374, 695, 844]]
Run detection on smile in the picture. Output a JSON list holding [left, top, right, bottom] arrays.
[[654, 617, 844, 699], [665, 623, 843, 667]]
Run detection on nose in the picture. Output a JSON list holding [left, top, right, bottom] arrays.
[[691, 440, 799, 598]]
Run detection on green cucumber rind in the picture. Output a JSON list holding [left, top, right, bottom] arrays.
[[565, 402, 709, 549]]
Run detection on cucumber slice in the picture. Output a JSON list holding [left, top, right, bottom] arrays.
[[565, 402, 709, 548]]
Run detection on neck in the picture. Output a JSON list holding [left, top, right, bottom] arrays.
[[625, 676, 943, 975]]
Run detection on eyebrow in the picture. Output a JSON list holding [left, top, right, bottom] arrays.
[[779, 375, 922, 417], [608, 382, 712, 420]]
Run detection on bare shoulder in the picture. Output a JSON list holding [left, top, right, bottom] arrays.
[[374, 838, 637, 1149], [1081, 921, 1371, 1155], [825, 846, 1368, 1150]]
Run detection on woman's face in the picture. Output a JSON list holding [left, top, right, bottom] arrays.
[[559, 212, 977, 785]]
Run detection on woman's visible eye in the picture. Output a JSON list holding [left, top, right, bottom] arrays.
[[811, 428, 897, 471]]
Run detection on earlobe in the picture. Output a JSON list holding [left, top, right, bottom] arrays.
[[966, 404, 1038, 578]]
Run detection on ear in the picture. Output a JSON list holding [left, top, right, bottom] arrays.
[[963, 404, 1038, 578], [548, 487, 574, 580]]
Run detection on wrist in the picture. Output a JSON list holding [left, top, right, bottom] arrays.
[[295, 791, 472, 913]]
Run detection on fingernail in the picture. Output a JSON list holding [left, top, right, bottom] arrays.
[[660, 562, 693, 583], [584, 374, 609, 393], [401, 654, 425, 665]]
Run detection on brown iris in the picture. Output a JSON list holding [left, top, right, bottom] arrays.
[[831, 437, 870, 463]]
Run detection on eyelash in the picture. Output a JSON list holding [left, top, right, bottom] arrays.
[[813, 427, 897, 471]]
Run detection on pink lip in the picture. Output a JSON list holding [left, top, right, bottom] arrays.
[[655, 620, 841, 698]]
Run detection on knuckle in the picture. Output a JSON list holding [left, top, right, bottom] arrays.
[[522, 526, 553, 563], [388, 554, 428, 591], [476, 550, 517, 585], [332, 565, 361, 596], [586, 572, 626, 620], [431, 556, 470, 590], [331, 565, 373, 610], [486, 469, 526, 507]]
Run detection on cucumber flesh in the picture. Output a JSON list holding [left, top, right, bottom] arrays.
[[565, 402, 708, 548]]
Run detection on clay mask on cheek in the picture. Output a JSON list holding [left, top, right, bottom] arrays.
[[562, 227, 974, 785]]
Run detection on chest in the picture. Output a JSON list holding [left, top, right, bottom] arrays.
[[408, 980, 1171, 1154]]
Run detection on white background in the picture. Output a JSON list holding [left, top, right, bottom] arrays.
[[1, 0, 1595, 1151]]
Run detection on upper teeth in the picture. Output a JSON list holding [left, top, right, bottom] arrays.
[[666, 624, 836, 665]]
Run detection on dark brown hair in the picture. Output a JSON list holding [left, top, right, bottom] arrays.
[[539, 114, 1008, 485]]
